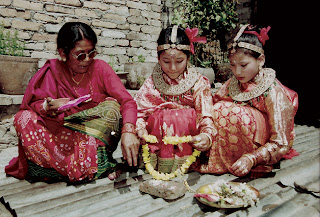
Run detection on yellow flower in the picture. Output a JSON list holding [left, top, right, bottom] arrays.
[[142, 151, 148, 156], [185, 159, 192, 166], [145, 163, 153, 171], [189, 155, 196, 162], [142, 134, 201, 181], [143, 135, 158, 143], [153, 172, 160, 180], [180, 167, 186, 173], [143, 157, 150, 164], [193, 150, 201, 157], [163, 135, 193, 145]]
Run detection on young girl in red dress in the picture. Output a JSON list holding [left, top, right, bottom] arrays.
[[135, 25, 216, 174], [199, 25, 299, 177]]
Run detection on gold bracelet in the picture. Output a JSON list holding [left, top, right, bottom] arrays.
[[200, 132, 213, 148], [243, 153, 256, 167]]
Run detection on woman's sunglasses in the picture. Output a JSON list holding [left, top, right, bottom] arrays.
[[71, 50, 97, 61]]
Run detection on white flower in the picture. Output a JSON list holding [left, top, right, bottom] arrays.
[[206, 179, 258, 206]]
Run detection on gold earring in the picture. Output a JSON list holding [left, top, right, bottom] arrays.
[[62, 58, 66, 62]]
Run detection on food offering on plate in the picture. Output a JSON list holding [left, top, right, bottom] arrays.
[[194, 179, 259, 208]]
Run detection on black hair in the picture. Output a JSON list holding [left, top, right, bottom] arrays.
[[228, 25, 264, 59], [57, 22, 97, 56], [157, 25, 190, 58]]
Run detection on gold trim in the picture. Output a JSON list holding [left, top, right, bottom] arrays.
[[228, 68, 276, 102], [157, 44, 191, 52], [152, 63, 198, 96], [229, 24, 264, 55], [234, 24, 250, 42], [237, 42, 264, 54]]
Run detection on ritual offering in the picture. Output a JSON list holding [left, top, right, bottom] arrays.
[[139, 179, 187, 200], [142, 135, 200, 180], [139, 134, 200, 199], [194, 180, 259, 208]]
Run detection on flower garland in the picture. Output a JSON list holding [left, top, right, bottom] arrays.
[[142, 135, 201, 181], [163, 135, 193, 145]]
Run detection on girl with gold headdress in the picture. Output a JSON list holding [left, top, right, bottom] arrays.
[[199, 25, 299, 178], [134, 25, 216, 176]]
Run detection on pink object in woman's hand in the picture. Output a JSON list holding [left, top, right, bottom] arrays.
[[58, 94, 91, 110]]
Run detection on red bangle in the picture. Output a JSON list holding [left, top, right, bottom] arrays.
[[121, 123, 136, 135]]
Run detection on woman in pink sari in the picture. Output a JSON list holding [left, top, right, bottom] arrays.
[[198, 25, 298, 177], [5, 22, 139, 182]]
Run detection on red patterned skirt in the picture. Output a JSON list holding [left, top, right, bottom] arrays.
[[5, 99, 121, 182], [145, 108, 198, 173]]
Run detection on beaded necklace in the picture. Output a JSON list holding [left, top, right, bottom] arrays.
[[152, 63, 198, 102]]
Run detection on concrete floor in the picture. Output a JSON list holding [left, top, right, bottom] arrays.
[[0, 124, 319, 217]]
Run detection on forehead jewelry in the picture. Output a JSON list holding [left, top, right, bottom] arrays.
[[156, 25, 207, 54], [228, 24, 265, 55], [169, 48, 176, 57], [157, 25, 191, 53], [168, 26, 178, 57]]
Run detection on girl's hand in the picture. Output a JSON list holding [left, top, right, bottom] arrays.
[[121, 132, 140, 167], [229, 155, 254, 177], [191, 134, 211, 152], [137, 128, 148, 140]]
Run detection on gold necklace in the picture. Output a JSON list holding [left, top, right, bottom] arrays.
[[228, 68, 276, 102], [72, 73, 86, 85], [152, 63, 198, 96]]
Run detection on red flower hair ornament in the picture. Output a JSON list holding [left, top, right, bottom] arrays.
[[244, 26, 271, 45], [185, 28, 207, 54]]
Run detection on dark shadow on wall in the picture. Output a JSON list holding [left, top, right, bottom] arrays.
[[252, 0, 319, 127]]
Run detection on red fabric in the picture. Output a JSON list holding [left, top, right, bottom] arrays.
[[148, 145, 160, 153], [282, 149, 299, 159], [5, 59, 137, 180], [146, 109, 198, 158], [5, 142, 28, 179], [20, 59, 137, 132], [244, 26, 271, 45], [6, 110, 101, 181], [185, 28, 207, 54]]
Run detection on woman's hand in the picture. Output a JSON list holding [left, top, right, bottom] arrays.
[[121, 132, 140, 167], [229, 155, 254, 177], [191, 134, 211, 152], [45, 97, 70, 115]]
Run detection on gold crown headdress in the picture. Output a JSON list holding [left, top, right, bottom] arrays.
[[229, 24, 271, 55], [157, 25, 207, 55]]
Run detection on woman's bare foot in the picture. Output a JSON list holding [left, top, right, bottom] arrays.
[[107, 170, 122, 180]]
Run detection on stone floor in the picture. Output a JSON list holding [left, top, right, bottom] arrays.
[[0, 124, 319, 217]]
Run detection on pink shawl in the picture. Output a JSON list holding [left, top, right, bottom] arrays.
[[20, 59, 137, 133]]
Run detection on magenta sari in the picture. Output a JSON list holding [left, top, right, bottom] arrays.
[[5, 59, 137, 181]]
